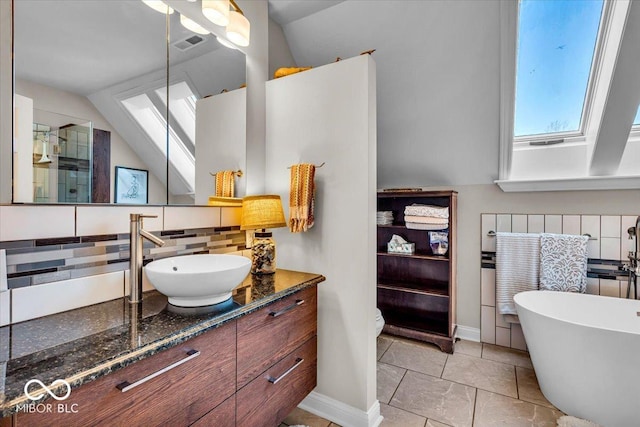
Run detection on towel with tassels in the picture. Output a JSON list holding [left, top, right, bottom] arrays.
[[214, 171, 235, 197], [289, 163, 316, 233]]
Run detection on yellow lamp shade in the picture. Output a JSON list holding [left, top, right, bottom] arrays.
[[142, 0, 174, 14], [241, 195, 286, 230], [180, 14, 209, 35]]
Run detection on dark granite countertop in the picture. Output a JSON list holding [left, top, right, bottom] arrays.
[[0, 269, 325, 417]]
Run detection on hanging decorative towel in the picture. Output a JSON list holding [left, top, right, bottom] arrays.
[[214, 170, 236, 197], [539, 233, 589, 293], [289, 163, 316, 233]]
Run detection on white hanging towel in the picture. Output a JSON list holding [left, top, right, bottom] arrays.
[[496, 232, 540, 315], [539, 233, 589, 293]]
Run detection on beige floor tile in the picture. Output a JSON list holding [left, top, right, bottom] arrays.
[[482, 343, 533, 369], [474, 389, 564, 427], [380, 340, 448, 377], [516, 366, 555, 409], [380, 403, 427, 427], [283, 407, 332, 427], [390, 371, 476, 427], [378, 335, 394, 360], [442, 353, 517, 398], [378, 362, 406, 404], [427, 419, 453, 427], [455, 340, 482, 358]]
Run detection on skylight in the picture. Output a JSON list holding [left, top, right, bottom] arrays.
[[634, 105, 640, 126], [513, 0, 604, 138], [155, 81, 197, 146], [121, 93, 195, 192]]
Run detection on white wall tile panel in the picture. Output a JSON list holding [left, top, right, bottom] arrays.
[[527, 215, 544, 233], [481, 305, 496, 344], [512, 215, 528, 233], [621, 216, 637, 257], [581, 215, 600, 259], [221, 207, 242, 227], [0, 290, 9, 326], [586, 278, 600, 295], [496, 214, 512, 232], [11, 271, 124, 323], [0, 206, 75, 241], [481, 214, 496, 252], [495, 311, 510, 329], [481, 268, 496, 306], [562, 215, 581, 236], [601, 216, 621, 238], [544, 215, 562, 234], [510, 324, 527, 351], [495, 327, 511, 347], [164, 207, 221, 231], [599, 279, 620, 298], [76, 206, 163, 236], [600, 237, 621, 261]]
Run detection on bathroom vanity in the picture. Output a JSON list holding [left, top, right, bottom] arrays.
[[0, 270, 324, 427]]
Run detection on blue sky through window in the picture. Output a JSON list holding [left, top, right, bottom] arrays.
[[514, 0, 603, 137], [634, 105, 640, 126]]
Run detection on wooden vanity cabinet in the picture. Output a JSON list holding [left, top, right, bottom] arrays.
[[10, 284, 319, 427], [16, 321, 237, 427]]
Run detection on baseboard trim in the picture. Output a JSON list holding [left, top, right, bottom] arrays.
[[455, 324, 481, 342], [299, 391, 383, 427]]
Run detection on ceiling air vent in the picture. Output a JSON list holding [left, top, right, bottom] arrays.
[[172, 35, 205, 51]]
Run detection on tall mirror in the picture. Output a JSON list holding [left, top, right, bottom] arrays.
[[12, 0, 246, 205]]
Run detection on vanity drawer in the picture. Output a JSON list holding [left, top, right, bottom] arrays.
[[237, 336, 317, 427], [190, 394, 235, 427], [237, 285, 317, 388], [16, 321, 236, 427]]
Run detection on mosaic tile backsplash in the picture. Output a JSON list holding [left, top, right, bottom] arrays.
[[480, 213, 637, 351], [2, 227, 246, 290]]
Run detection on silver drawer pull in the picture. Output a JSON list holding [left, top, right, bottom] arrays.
[[116, 349, 200, 392], [267, 358, 304, 384], [269, 299, 304, 318]]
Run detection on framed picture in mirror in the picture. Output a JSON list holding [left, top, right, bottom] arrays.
[[115, 166, 148, 204]]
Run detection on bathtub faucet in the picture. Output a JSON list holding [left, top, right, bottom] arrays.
[[636, 216, 640, 275]]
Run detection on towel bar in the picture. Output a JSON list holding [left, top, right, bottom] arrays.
[[486, 230, 597, 240], [287, 162, 325, 169]]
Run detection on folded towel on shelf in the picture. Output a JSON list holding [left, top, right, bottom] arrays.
[[540, 233, 589, 293], [496, 232, 540, 316], [214, 170, 236, 197], [405, 222, 449, 231], [289, 163, 316, 233], [403, 215, 449, 225], [404, 204, 449, 219]]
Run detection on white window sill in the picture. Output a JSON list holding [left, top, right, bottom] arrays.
[[495, 175, 640, 192]]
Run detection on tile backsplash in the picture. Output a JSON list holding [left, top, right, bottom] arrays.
[[0, 205, 245, 326], [480, 213, 636, 350]]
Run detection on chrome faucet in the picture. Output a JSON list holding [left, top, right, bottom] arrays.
[[624, 216, 640, 299], [129, 214, 165, 304]]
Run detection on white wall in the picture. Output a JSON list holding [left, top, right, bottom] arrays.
[[15, 79, 166, 204], [13, 94, 33, 202], [195, 88, 247, 203], [266, 55, 379, 425], [268, 17, 297, 78]]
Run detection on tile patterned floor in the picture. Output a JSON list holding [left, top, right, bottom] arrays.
[[283, 334, 563, 427]]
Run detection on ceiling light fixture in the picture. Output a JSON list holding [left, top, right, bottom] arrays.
[[202, 0, 229, 26], [216, 36, 238, 50], [203, 0, 250, 47], [141, 0, 174, 14], [180, 14, 209, 35]]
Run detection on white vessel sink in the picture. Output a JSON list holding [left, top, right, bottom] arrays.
[[144, 254, 250, 307]]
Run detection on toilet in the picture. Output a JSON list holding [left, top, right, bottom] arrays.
[[375, 308, 385, 337]]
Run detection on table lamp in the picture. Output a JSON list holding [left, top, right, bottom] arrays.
[[240, 195, 286, 274]]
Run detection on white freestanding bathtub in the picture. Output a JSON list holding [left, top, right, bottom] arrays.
[[514, 291, 640, 427]]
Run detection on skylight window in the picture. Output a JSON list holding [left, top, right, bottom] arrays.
[[634, 105, 640, 126], [121, 93, 195, 192], [155, 81, 197, 146], [513, 0, 604, 138]]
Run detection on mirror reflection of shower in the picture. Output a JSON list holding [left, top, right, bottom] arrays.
[[14, 106, 92, 203]]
